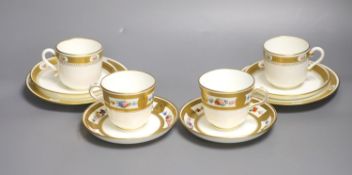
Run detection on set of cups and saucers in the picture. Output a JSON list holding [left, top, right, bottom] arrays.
[[26, 36, 339, 144]]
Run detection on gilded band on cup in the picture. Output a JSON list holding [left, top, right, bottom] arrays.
[[200, 88, 253, 110], [264, 51, 314, 64], [57, 51, 103, 64], [102, 86, 155, 112]]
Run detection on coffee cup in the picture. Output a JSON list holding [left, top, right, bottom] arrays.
[[41, 38, 103, 90], [261, 35, 325, 89], [199, 69, 268, 129], [89, 70, 156, 130]]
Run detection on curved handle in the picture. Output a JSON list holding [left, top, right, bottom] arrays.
[[249, 87, 268, 109], [41, 48, 57, 71], [307, 47, 324, 70], [258, 60, 265, 69], [89, 83, 104, 102]]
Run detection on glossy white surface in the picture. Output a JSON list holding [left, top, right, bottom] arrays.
[[37, 60, 107, 94], [203, 105, 249, 129], [102, 112, 161, 138], [198, 113, 258, 138], [107, 105, 153, 130], [101, 70, 155, 93], [58, 60, 103, 90], [253, 65, 325, 95], [264, 60, 308, 88]]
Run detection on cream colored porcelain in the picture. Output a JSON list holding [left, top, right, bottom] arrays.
[[179, 97, 277, 143], [199, 69, 268, 129], [27, 57, 127, 105], [41, 38, 103, 90], [262, 36, 325, 89], [242, 62, 339, 106], [89, 71, 156, 130], [82, 97, 178, 144]]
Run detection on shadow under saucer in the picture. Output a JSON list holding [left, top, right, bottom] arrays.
[[22, 84, 88, 113], [274, 89, 338, 113], [78, 120, 174, 149], [176, 122, 273, 149]]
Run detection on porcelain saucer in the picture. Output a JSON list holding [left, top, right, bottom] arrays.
[[242, 62, 339, 106], [82, 96, 178, 144], [26, 57, 127, 105], [179, 97, 277, 143]]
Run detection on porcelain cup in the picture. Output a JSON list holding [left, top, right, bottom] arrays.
[[199, 69, 268, 129], [89, 70, 156, 130], [261, 35, 325, 89], [41, 38, 103, 90]]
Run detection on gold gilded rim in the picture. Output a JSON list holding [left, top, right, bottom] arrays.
[[179, 97, 277, 142], [26, 58, 128, 105], [242, 62, 330, 99], [82, 96, 179, 141], [26, 75, 95, 105]]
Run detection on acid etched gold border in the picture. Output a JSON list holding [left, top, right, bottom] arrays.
[[26, 75, 95, 105], [242, 62, 330, 100], [179, 97, 277, 142], [57, 51, 103, 64], [27, 57, 127, 105], [102, 86, 155, 99], [264, 50, 310, 64], [82, 96, 179, 141], [102, 87, 155, 112], [198, 70, 255, 110]]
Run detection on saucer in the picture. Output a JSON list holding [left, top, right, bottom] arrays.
[[26, 57, 127, 105], [179, 97, 277, 143], [242, 62, 339, 105], [82, 96, 178, 144]]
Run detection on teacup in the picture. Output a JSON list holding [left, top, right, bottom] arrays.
[[262, 35, 325, 89], [199, 69, 268, 129], [89, 70, 156, 130], [41, 38, 103, 90]]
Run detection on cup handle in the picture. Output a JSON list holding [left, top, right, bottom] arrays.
[[258, 60, 265, 69], [41, 48, 57, 71], [307, 47, 325, 70], [249, 87, 268, 109], [89, 83, 104, 102]]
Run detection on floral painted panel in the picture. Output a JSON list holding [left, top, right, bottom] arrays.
[[109, 93, 154, 109], [206, 95, 237, 108], [109, 97, 139, 109]]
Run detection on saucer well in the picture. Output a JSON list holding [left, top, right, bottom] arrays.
[[26, 57, 127, 105], [179, 97, 277, 143], [82, 96, 178, 144], [242, 62, 339, 106]]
